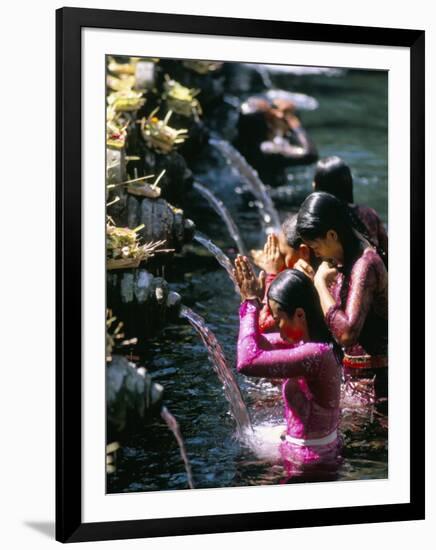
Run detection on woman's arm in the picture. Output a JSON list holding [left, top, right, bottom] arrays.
[[245, 235, 285, 333], [314, 269, 337, 318], [260, 332, 290, 348], [315, 254, 378, 348], [237, 300, 327, 378], [258, 273, 278, 332]]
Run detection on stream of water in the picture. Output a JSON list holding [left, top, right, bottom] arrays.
[[210, 138, 282, 234], [193, 231, 240, 290], [193, 182, 247, 256], [179, 305, 252, 438], [160, 406, 195, 489]]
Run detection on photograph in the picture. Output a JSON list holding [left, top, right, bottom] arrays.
[[104, 55, 389, 493]]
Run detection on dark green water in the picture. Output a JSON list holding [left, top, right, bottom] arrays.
[[107, 65, 388, 493], [275, 68, 388, 224]]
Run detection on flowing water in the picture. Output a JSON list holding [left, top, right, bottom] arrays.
[[193, 231, 239, 291], [160, 406, 195, 489], [179, 305, 252, 438], [210, 138, 282, 234], [107, 66, 388, 493], [193, 182, 247, 256]]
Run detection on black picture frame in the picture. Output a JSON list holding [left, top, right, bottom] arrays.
[[56, 6, 425, 543]]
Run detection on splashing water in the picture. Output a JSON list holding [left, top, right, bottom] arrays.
[[179, 305, 252, 437], [193, 231, 240, 293], [160, 406, 195, 489], [243, 422, 286, 462], [210, 138, 281, 234], [193, 182, 247, 256]]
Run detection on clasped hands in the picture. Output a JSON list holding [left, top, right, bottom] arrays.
[[233, 255, 265, 302], [250, 233, 285, 275], [294, 258, 339, 288]]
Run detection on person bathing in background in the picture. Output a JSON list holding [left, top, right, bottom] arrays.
[[234, 257, 342, 482], [312, 156, 388, 265], [260, 98, 318, 162], [252, 216, 314, 333], [236, 97, 318, 168], [296, 192, 388, 401]]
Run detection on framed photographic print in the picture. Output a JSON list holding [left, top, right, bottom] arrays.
[[56, 7, 425, 543]]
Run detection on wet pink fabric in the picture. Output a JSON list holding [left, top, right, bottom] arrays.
[[279, 437, 343, 482], [325, 247, 388, 356], [237, 299, 342, 478]]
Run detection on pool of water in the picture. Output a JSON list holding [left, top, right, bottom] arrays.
[[107, 65, 388, 493]]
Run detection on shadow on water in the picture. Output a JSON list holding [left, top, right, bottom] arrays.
[[107, 66, 388, 493]]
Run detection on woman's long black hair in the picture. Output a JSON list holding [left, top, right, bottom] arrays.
[[313, 156, 354, 203], [281, 215, 303, 248], [297, 192, 370, 275], [267, 269, 332, 344], [297, 191, 388, 271]]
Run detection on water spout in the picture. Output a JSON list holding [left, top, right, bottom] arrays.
[[161, 406, 195, 489], [193, 182, 247, 256], [210, 138, 281, 234], [256, 66, 273, 89], [193, 231, 240, 293], [265, 89, 319, 111], [180, 305, 252, 437]]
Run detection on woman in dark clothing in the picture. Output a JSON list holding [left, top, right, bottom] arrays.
[[296, 192, 388, 399]]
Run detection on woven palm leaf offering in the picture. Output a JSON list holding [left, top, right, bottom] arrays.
[[126, 169, 165, 198], [107, 56, 140, 76], [107, 88, 146, 113], [106, 108, 129, 150], [182, 59, 224, 74], [162, 75, 202, 118], [138, 108, 188, 153], [106, 220, 168, 270], [107, 73, 136, 92], [106, 309, 138, 362], [106, 170, 165, 199]]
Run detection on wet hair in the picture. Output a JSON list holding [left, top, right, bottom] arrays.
[[267, 269, 332, 344], [281, 215, 303, 248], [297, 192, 364, 273], [313, 156, 354, 204]]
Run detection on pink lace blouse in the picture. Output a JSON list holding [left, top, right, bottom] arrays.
[[237, 299, 341, 439]]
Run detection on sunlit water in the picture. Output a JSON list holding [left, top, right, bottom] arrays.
[[107, 66, 388, 493], [193, 181, 247, 256], [179, 304, 252, 437]]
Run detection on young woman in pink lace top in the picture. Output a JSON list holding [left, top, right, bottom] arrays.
[[296, 192, 388, 398], [234, 257, 342, 481]]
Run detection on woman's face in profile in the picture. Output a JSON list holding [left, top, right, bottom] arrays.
[[268, 299, 306, 343], [303, 230, 343, 264], [278, 233, 300, 269]]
